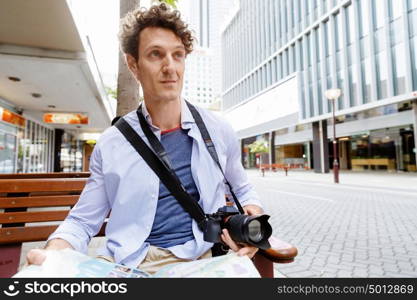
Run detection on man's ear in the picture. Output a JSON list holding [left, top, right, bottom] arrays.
[[125, 54, 139, 79]]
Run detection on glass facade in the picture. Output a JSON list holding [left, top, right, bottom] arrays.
[[223, 0, 417, 173], [0, 122, 18, 173], [222, 0, 417, 118], [0, 118, 54, 174], [18, 119, 54, 173], [349, 126, 415, 172]]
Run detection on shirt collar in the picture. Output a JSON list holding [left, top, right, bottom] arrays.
[[140, 98, 195, 131]]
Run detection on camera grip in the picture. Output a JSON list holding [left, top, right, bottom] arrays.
[[258, 236, 298, 263]]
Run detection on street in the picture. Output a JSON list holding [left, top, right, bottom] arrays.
[[247, 169, 417, 278]]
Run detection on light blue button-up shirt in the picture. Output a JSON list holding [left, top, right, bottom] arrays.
[[48, 99, 262, 268]]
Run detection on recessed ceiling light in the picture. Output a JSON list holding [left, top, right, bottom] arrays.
[[8, 76, 21, 82], [31, 93, 42, 98], [47, 105, 56, 108]]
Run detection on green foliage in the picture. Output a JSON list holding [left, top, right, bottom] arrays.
[[105, 86, 117, 99], [248, 140, 269, 154], [152, 0, 178, 8]]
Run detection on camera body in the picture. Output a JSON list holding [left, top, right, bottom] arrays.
[[202, 205, 272, 250]]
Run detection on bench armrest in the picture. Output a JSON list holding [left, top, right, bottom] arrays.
[[258, 236, 298, 263]]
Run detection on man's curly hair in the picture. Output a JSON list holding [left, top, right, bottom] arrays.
[[119, 3, 194, 60]]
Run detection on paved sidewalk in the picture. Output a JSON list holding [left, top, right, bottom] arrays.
[[19, 169, 417, 278], [247, 169, 417, 277]]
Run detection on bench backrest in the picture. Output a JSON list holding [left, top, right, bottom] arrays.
[[0, 178, 93, 245], [0, 174, 280, 278]]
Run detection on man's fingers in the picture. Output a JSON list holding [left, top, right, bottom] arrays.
[[221, 229, 240, 252], [26, 249, 47, 266], [237, 246, 259, 258], [221, 229, 259, 259], [243, 205, 263, 216]]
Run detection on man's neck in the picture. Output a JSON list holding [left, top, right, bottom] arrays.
[[144, 98, 181, 131]]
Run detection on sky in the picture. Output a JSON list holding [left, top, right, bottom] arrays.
[[68, 0, 154, 89], [67, 0, 202, 90]]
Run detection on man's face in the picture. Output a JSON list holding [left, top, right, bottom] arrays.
[[127, 27, 186, 104]]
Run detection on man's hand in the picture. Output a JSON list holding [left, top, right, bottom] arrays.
[[26, 249, 48, 266], [219, 204, 264, 258], [243, 204, 263, 215], [25, 238, 73, 267], [220, 229, 259, 258]]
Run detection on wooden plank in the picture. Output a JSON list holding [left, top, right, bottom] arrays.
[[0, 225, 58, 244], [0, 172, 90, 179], [0, 178, 87, 193], [0, 223, 107, 244], [0, 210, 70, 224], [0, 195, 79, 209]]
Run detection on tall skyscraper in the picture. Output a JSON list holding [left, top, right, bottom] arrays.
[[179, 0, 237, 109]]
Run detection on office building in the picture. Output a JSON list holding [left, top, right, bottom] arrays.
[[222, 0, 417, 173]]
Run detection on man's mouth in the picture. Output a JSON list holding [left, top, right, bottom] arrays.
[[160, 80, 176, 84]]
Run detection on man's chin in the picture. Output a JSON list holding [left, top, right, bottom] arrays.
[[154, 94, 181, 103]]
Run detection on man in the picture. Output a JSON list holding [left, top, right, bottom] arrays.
[[27, 3, 263, 274]]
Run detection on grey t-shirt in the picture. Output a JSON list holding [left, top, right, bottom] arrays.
[[145, 126, 200, 248]]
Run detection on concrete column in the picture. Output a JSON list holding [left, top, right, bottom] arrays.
[[269, 131, 276, 168], [53, 129, 64, 172], [413, 101, 417, 170], [305, 141, 312, 170], [312, 120, 329, 173]]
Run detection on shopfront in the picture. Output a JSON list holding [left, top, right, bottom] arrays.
[[0, 122, 18, 173], [242, 136, 258, 169], [0, 102, 87, 174], [0, 105, 25, 173], [343, 126, 416, 172], [327, 101, 417, 172], [59, 132, 83, 172], [274, 143, 310, 169]]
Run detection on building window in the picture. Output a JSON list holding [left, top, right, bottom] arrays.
[[372, 0, 385, 30], [392, 43, 407, 95], [375, 51, 389, 99], [411, 36, 417, 90], [359, 0, 370, 38]]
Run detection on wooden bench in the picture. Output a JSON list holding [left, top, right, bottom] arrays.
[[0, 174, 297, 278], [351, 158, 396, 171]]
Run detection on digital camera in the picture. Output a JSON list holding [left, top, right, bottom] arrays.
[[202, 205, 272, 250]]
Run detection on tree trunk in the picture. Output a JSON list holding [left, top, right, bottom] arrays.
[[117, 0, 140, 117]]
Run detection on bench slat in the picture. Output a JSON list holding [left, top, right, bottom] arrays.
[[0, 172, 90, 179], [0, 224, 107, 244], [0, 195, 79, 209], [0, 225, 59, 244], [0, 210, 70, 224], [0, 178, 86, 193]]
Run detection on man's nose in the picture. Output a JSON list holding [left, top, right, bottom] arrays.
[[162, 55, 175, 73]]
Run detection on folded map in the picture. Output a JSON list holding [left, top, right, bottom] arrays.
[[13, 249, 260, 278]]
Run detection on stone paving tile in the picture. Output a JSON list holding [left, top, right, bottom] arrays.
[[248, 170, 417, 278]]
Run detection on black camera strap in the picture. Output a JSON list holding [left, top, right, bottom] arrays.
[[114, 116, 207, 228], [185, 101, 245, 215]]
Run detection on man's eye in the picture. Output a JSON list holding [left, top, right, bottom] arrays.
[[150, 50, 160, 57], [175, 52, 185, 59]]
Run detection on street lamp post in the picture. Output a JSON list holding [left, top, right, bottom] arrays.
[[325, 88, 342, 184]]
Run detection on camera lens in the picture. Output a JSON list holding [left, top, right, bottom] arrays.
[[248, 219, 262, 242]]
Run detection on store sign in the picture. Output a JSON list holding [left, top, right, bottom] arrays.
[[43, 113, 88, 125], [0, 106, 25, 127]]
